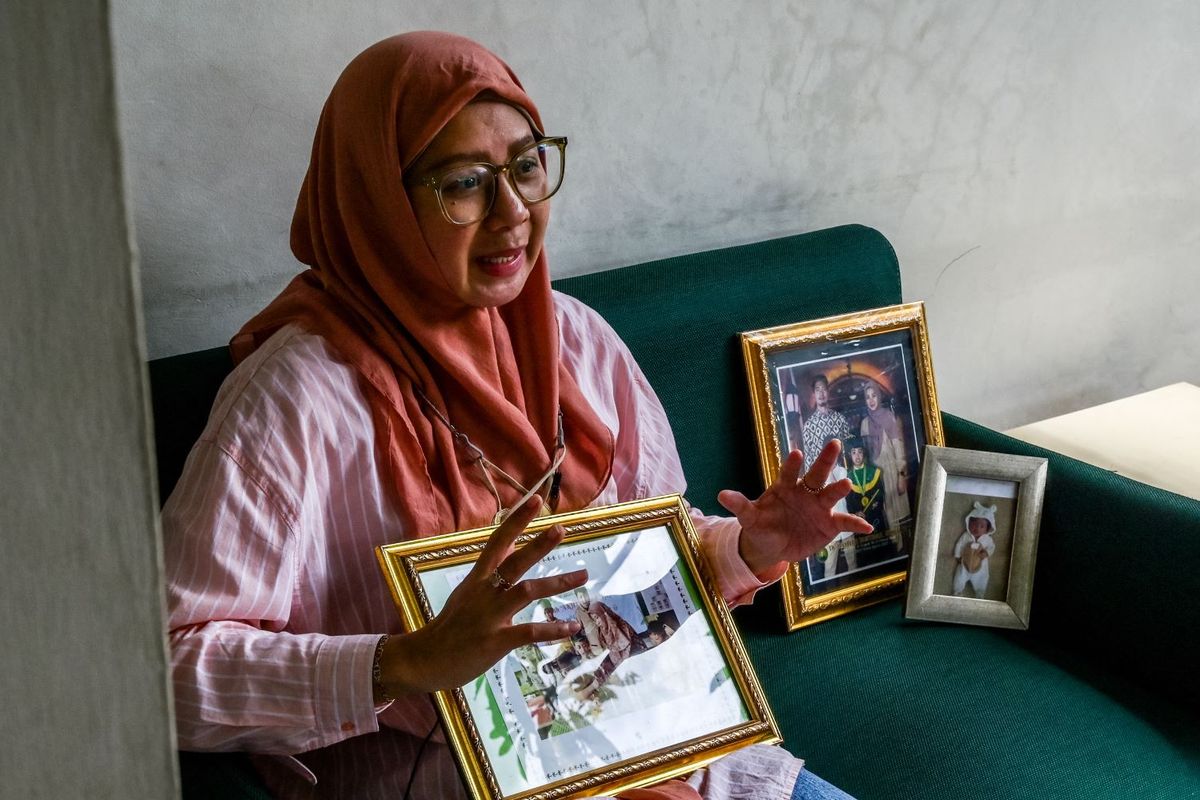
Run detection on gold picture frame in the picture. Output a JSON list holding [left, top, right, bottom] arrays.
[[376, 495, 780, 800], [740, 302, 944, 630], [904, 446, 1047, 629]]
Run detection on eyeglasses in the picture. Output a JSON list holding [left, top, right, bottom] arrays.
[[417, 137, 567, 226]]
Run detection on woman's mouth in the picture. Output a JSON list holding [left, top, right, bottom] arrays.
[[476, 247, 525, 278]]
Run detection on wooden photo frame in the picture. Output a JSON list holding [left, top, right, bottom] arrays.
[[904, 446, 1048, 629], [376, 495, 780, 800], [741, 302, 944, 630]]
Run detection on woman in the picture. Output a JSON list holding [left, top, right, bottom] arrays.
[[164, 31, 868, 799], [572, 587, 645, 680], [859, 383, 910, 540]]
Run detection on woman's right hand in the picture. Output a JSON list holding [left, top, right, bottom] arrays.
[[376, 497, 586, 697]]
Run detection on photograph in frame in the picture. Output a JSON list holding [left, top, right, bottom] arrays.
[[741, 302, 944, 630], [933, 476, 1019, 601], [377, 495, 780, 800], [905, 446, 1048, 630]]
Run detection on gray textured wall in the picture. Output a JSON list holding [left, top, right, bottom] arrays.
[[0, 2, 179, 797], [115, 2, 1200, 429]]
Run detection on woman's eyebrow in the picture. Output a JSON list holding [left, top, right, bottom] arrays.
[[419, 135, 538, 174]]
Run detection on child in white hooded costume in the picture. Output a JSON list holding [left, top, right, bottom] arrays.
[[952, 502, 997, 597]]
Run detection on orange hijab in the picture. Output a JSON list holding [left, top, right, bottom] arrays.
[[231, 32, 613, 537]]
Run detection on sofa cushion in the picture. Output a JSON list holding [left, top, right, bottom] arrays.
[[742, 599, 1200, 798]]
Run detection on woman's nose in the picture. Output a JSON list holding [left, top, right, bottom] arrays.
[[486, 173, 530, 228]]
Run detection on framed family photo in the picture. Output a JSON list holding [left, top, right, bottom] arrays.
[[376, 495, 780, 800], [741, 302, 944, 630], [904, 446, 1048, 629]]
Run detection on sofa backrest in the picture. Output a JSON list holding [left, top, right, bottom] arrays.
[[149, 224, 902, 508], [554, 224, 902, 510], [149, 342, 233, 502]]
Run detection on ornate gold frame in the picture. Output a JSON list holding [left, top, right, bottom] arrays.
[[740, 302, 944, 630], [904, 446, 1047, 629], [376, 495, 780, 799]]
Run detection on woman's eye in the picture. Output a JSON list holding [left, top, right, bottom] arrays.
[[513, 156, 543, 180], [440, 170, 488, 197]]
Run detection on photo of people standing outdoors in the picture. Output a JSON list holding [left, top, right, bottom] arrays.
[[409, 520, 756, 795], [514, 573, 693, 741]]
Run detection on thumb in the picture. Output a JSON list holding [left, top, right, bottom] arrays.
[[717, 489, 752, 518]]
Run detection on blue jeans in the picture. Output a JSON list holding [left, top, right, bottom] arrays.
[[791, 769, 857, 800]]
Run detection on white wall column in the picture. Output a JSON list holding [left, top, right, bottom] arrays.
[[0, 1, 180, 796]]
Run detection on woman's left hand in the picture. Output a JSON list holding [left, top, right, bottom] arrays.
[[717, 439, 874, 576]]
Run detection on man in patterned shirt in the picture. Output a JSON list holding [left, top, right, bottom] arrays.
[[801, 375, 851, 473]]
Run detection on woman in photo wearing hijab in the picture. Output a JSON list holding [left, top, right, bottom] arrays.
[[859, 382, 910, 541], [163, 32, 867, 799]]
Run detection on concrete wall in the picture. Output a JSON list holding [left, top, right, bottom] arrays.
[[0, 2, 179, 797], [114, 2, 1199, 429]]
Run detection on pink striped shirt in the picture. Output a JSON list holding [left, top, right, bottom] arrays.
[[164, 292, 797, 798]]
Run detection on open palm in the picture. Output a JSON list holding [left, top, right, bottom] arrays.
[[718, 439, 874, 575]]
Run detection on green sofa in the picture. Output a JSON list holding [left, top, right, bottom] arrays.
[[151, 225, 1199, 798]]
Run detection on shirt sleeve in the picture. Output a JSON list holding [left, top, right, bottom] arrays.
[[689, 508, 789, 607], [164, 439, 384, 754], [801, 423, 819, 471]]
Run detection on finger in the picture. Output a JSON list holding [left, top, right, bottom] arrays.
[[506, 620, 583, 648], [506, 569, 589, 611], [717, 489, 751, 517], [804, 438, 843, 487], [831, 512, 874, 533], [778, 449, 804, 486], [475, 496, 542, 575], [500, 524, 566, 583], [818, 477, 854, 504]]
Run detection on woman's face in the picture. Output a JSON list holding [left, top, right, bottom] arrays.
[[865, 386, 880, 411], [406, 101, 550, 309]]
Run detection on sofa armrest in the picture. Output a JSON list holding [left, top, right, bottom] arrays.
[[943, 413, 1200, 711]]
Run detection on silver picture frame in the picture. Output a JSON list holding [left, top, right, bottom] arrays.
[[904, 446, 1048, 629]]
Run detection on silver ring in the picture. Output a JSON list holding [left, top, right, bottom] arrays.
[[799, 477, 822, 495], [489, 571, 514, 591]]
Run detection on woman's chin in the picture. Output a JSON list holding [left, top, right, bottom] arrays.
[[463, 266, 534, 307]]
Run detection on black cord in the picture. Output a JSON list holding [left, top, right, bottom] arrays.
[[402, 719, 441, 800]]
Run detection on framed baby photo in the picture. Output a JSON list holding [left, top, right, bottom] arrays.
[[740, 302, 944, 630], [904, 446, 1048, 629], [376, 495, 780, 800]]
